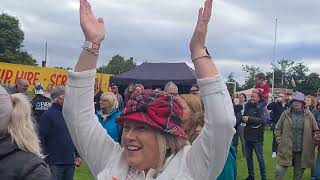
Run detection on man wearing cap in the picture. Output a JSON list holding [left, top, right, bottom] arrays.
[[275, 91, 319, 180], [38, 86, 81, 180], [32, 83, 52, 122], [111, 84, 124, 112]]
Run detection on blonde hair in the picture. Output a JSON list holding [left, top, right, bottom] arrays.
[[188, 112, 205, 143], [179, 94, 203, 115], [179, 94, 203, 140], [306, 95, 316, 107], [7, 93, 44, 158], [154, 132, 188, 176], [100, 92, 119, 109]]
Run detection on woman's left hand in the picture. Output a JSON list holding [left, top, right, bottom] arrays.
[[80, 0, 105, 44], [190, 0, 213, 54]]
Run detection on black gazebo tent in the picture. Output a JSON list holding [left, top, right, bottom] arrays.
[[110, 62, 197, 94]]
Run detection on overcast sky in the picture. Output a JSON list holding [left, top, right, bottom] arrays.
[[1, 0, 320, 84]]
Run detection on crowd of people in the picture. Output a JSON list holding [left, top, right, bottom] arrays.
[[4, 70, 320, 180], [230, 72, 320, 180], [0, 0, 320, 180], [2, 65, 320, 180]]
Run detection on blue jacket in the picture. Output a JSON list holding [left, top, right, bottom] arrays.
[[96, 109, 121, 143], [39, 103, 78, 165]]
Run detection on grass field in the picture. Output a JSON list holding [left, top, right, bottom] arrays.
[[74, 130, 312, 180], [236, 130, 311, 180]]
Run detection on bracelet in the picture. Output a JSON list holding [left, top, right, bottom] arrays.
[[192, 55, 211, 63], [191, 47, 211, 62], [82, 41, 100, 56], [82, 46, 99, 56]]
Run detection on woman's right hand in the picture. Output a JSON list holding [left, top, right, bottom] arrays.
[[80, 0, 105, 44], [190, 0, 213, 54], [189, 0, 218, 79]]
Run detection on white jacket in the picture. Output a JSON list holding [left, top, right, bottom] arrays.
[[63, 70, 236, 180]]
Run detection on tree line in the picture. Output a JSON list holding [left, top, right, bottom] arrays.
[[227, 59, 320, 96]]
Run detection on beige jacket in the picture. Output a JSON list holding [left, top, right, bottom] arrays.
[[275, 108, 318, 168]]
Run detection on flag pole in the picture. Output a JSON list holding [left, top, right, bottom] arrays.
[[272, 18, 278, 97], [42, 42, 48, 67]]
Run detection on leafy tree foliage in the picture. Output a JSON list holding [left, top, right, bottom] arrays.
[[0, 13, 37, 65], [97, 55, 137, 75]]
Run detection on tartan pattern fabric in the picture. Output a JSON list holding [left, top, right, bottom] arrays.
[[117, 89, 186, 139]]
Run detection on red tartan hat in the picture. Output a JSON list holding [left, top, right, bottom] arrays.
[[116, 89, 186, 139]]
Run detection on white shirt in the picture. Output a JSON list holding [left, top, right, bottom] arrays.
[[63, 70, 236, 180]]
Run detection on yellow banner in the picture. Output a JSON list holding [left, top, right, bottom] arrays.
[[0, 62, 112, 92]]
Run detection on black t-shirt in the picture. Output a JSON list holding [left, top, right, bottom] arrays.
[[32, 95, 52, 122]]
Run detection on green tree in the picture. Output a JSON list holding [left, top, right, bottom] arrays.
[[0, 13, 37, 65], [124, 57, 137, 72], [299, 73, 320, 95], [290, 62, 309, 83], [289, 62, 309, 91], [268, 59, 295, 88], [0, 13, 24, 52], [1, 50, 36, 65], [241, 65, 261, 90], [97, 55, 137, 75]]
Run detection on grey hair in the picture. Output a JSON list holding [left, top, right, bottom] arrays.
[[16, 79, 28, 85], [164, 81, 178, 92]]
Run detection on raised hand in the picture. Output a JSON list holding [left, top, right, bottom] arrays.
[[190, 0, 213, 54], [80, 0, 105, 44]]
